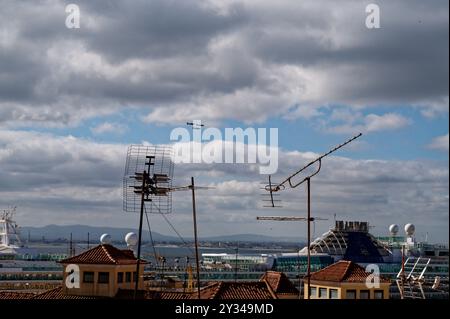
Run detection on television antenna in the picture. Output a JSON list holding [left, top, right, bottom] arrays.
[[186, 121, 205, 130], [123, 145, 210, 299], [396, 254, 431, 299], [259, 133, 362, 299]]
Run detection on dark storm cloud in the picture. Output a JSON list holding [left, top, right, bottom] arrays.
[[77, 0, 248, 61], [0, 0, 448, 126]]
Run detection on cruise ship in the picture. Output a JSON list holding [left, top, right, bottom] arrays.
[[201, 220, 449, 280], [0, 208, 65, 285]]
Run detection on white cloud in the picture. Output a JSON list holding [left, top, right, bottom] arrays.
[[365, 113, 411, 132], [91, 122, 128, 135], [0, 129, 448, 241], [428, 133, 449, 152], [326, 112, 411, 134]]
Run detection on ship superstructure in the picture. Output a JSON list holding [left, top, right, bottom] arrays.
[[0, 207, 24, 255]]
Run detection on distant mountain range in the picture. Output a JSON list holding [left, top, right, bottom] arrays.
[[20, 224, 304, 243]]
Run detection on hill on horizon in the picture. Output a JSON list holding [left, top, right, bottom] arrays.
[[20, 224, 305, 243]]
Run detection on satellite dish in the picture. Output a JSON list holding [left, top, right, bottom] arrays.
[[389, 224, 399, 236], [100, 233, 112, 245], [404, 223, 415, 236], [125, 232, 138, 247]]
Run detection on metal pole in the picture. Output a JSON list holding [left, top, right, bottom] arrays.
[[70, 233, 73, 257], [306, 177, 311, 300], [235, 242, 239, 283], [191, 177, 201, 299], [87, 232, 90, 250], [134, 170, 147, 299], [401, 245, 405, 299]]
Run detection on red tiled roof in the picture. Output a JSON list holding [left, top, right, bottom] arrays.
[[260, 271, 299, 294], [0, 291, 36, 299], [199, 282, 277, 299], [59, 244, 146, 265], [309, 260, 390, 283], [24, 283, 276, 300], [115, 289, 193, 300], [32, 287, 103, 299]]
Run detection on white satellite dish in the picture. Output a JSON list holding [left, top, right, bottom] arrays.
[[404, 223, 415, 236], [389, 224, 399, 236], [100, 233, 112, 245], [125, 232, 138, 247]]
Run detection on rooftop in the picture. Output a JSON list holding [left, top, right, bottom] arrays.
[[0, 291, 36, 300], [309, 260, 390, 283], [59, 244, 145, 265], [32, 287, 103, 299], [199, 282, 277, 299], [260, 271, 299, 295]]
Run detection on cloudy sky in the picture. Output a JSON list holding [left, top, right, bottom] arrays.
[[0, 0, 448, 242]]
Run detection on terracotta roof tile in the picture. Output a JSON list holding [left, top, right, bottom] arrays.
[[160, 292, 193, 300], [59, 244, 146, 265], [32, 287, 103, 299], [309, 260, 390, 283], [0, 291, 36, 299], [260, 271, 299, 294], [199, 282, 277, 299], [115, 289, 193, 300]]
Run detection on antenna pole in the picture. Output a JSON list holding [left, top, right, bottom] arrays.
[[87, 232, 90, 250], [69, 233, 73, 257], [134, 170, 147, 299], [235, 242, 239, 283], [306, 177, 311, 300], [401, 244, 405, 299], [191, 177, 201, 299]]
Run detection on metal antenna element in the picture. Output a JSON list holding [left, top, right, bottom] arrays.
[[263, 133, 362, 205], [123, 145, 211, 299], [187, 121, 205, 129], [257, 216, 328, 222], [123, 145, 174, 214], [259, 133, 362, 300], [123, 145, 174, 299]]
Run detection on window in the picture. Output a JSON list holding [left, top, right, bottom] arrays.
[[133, 272, 137, 282], [329, 289, 338, 299], [359, 290, 370, 299], [319, 288, 327, 299], [309, 286, 317, 298], [117, 272, 124, 283], [374, 290, 384, 299], [98, 272, 109, 284], [83, 271, 94, 283], [345, 289, 356, 299], [126, 272, 131, 283]]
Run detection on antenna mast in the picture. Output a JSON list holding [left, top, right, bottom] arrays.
[[259, 133, 362, 299]]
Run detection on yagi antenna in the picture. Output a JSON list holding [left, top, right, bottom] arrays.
[[258, 133, 362, 300], [262, 133, 362, 208]]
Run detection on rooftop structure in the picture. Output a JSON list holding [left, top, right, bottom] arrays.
[[260, 271, 299, 299], [59, 243, 147, 298], [60, 244, 143, 265], [306, 260, 391, 299]]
